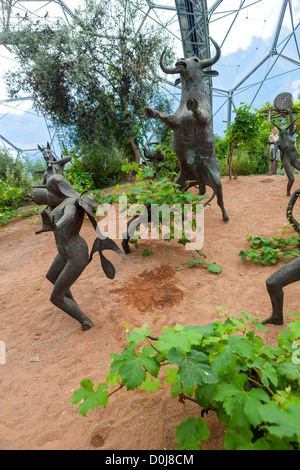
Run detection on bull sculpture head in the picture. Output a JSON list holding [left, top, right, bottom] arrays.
[[160, 36, 221, 87]]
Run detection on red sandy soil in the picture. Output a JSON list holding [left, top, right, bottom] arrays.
[[0, 174, 299, 450]]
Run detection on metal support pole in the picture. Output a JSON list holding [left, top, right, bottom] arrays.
[[227, 91, 233, 127]]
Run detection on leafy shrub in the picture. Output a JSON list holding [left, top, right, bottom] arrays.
[[71, 312, 300, 450], [0, 179, 40, 226], [239, 226, 300, 266], [68, 143, 126, 189], [96, 164, 207, 247], [0, 148, 32, 191], [153, 130, 180, 178], [0, 180, 24, 225]]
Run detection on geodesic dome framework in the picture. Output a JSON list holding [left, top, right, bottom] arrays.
[[0, 0, 300, 159]]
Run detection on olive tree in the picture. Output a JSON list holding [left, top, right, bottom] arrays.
[[4, 0, 174, 166]]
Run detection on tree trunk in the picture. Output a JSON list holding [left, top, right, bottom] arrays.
[[227, 142, 236, 179], [128, 138, 140, 182], [129, 138, 140, 164]]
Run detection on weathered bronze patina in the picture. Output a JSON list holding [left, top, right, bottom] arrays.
[[122, 39, 228, 254], [33, 174, 134, 330], [272, 93, 300, 196], [145, 37, 228, 222], [262, 188, 300, 325]]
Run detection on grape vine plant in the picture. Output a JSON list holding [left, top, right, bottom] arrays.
[[71, 311, 300, 450], [95, 164, 207, 247], [239, 225, 300, 266]]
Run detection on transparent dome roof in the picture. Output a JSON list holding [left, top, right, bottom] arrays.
[[0, 0, 299, 157]]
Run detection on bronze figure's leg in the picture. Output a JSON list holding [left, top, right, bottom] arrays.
[[214, 182, 229, 223], [48, 252, 93, 330], [46, 254, 74, 300], [199, 184, 206, 195], [292, 159, 300, 172], [262, 258, 300, 325], [121, 214, 141, 254], [122, 207, 151, 254], [284, 163, 295, 196]]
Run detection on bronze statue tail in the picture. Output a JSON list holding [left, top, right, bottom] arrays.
[[204, 191, 216, 207], [287, 189, 300, 233]]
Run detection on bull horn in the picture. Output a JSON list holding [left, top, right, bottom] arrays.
[[287, 115, 299, 132], [160, 47, 178, 74], [271, 121, 280, 130], [200, 36, 221, 69]]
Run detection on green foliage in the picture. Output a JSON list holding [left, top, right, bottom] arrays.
[[216, 102, 273, 177], [5, 0, 174, 162], [65, 155, 96, 192], [0, 180, 24, 225], [175, 417, 210, 450], [0, 148, 47, 225], [96, 164, 206, 247], [207, 262, 222, 274], [184, 250, 222, 274], [186, 257, 205, 267], [65, 146, 126, 191], [0, 179, 40, 226], [226, 103, 266, 146], [214, 134, 231, 161], [0, 148, 33, 191], [239, 227, 300, 266], [70, 379, 109, 417], [71, 312, 300, 450], [141, 249, 153, 257], [153, 130, 180, 179]]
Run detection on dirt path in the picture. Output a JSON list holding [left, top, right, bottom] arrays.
[[0, 174, 299, 450]]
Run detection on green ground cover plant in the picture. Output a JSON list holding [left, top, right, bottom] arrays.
[[183, 250, 222, 274], [71, 311, 300, 450], [239, 224, 300, 266]]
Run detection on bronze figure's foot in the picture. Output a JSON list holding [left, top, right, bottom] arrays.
[[223, 212, 229, 223], [81, 318, 94, 331], [261, 315, 283, 326], [122, 239, 131, 254]]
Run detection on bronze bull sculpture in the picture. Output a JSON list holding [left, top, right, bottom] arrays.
[[145, 37, 229, 223]]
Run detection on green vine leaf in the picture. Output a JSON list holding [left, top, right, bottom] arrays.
[[167, 347, 219, 387], [224, 428, 272, 450], [207, 262, 222, 274], [70, 379, 109, 417], [72, 313, 300, 450], [155, 327, 202, 354], [110, 346, 159, 390], [258, 402, 300, 445], [214, 373, 270, 428], [127, 324, 152, 347], [175, 417, 210, 450], [277, 362, 300, 383], [140, 376, 162, 394]]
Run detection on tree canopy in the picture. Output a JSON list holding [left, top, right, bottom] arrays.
[[5, 0, 174, 162]]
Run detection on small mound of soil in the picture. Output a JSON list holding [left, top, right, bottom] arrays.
[[112, 265, 183, 311], [260, 178, 274, 183]]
